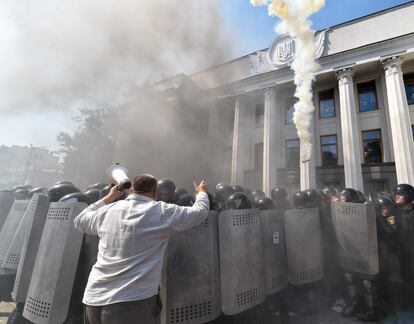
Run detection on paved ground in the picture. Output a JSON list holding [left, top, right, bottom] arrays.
[[0, 302, 14, 324]]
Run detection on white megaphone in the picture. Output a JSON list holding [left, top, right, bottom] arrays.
[[106, 163, 132, 191]]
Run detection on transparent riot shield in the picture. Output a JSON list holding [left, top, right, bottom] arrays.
[[23, 202, 86, 324], [161, 211, 221, 324], [218, 209, 265, 315], [284, 208, 324, 285], [259, 209, 288, 295], [331, 202, 378, 275]]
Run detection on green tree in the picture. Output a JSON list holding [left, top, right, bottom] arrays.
[[57, 108, 117, 188]]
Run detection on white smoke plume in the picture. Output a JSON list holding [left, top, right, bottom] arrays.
[[250, 0, 325, 162]]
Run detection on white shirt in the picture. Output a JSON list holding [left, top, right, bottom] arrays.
[[73, 192, 209, 306]]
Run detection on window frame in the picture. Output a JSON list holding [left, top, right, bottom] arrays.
[[362, 128, 383, 164], [357, 80, 379, 113], [255, 103, 265, 128], [320, 134, 338, 166], [318, 89, 336, 119], [404, 73, 414, 106]]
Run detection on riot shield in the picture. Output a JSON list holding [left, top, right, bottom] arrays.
[[0, 191, 15, 231], [284, 208, 324, 285], [23, 202, 86, 324], [0, 200, 29, 275], [161, 211, 220, 324], [259, 209, 288, 295], [331, 202, 378, 275], [11, 194, 49, 302], [3, 194, 49, 270], [218, 209, 265, 315]]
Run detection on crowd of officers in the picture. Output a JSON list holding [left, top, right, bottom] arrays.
[[1, 180, 414, 323]]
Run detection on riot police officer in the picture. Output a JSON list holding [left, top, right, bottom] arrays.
[[393, 184, 414, 313], [373, 193, 401, 320]]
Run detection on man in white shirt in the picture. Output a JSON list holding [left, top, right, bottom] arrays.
[[73, 174, 209, 324]]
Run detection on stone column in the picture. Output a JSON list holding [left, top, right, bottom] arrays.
[[336, 68, 364, 191], [231, 96, 249, 186], [263, 87, 282, 196], [382, 56, 414, 185]]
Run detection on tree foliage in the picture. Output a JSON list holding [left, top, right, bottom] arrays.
[[57, 108, 117, 188]]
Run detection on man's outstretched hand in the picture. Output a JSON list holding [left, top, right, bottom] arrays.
[[193, 180, 208, 193]]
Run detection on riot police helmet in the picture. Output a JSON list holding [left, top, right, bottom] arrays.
[[91, 182, 108, 190], [293, 191, 310, 209], [356, 190, 366, 203], [84, 189, 102, 203], [374, 194, 394, 208], [271, 187, 288, 203], [392, 183, 414, 204], [156, 179, 176, 203], [339, 188, 359, 203], [232, 185, 244, 193], [320, 186, 338, 201], [48, 183, 80, 202], [226, 192, 252, 210], [215, 183, 235, 203], [55, 180, 75, 186], [206, 192, 219, 211], [256, 197, 275, 210], [304, 188, 319, 207], [59, 192, 92, 205], [251, 190, 266, 199], [176, 194, 194, 207]]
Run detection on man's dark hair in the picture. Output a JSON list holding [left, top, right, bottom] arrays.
[[133, 174, 157, 194]]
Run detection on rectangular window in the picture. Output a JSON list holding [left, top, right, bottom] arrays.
[[404, 73, 414, 105], [362, 129, 383, 163], [321, 134, 338, 166], [319, 89, 335, 118], [412, 125, 414, 140], [255, 104, 264, 128], [286, 139, 300, 168], [358, 81, 378, 112]]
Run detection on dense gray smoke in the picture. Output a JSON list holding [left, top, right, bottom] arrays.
[[0, 0, 233, 113], [1, 0, 238, 188]]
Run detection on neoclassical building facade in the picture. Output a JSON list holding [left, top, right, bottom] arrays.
[[126, 2, 414, 195]]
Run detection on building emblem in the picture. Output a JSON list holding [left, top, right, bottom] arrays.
[[249, 29, 328, 74]]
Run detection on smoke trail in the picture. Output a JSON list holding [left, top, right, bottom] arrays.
[[250, 0, 325, 162]]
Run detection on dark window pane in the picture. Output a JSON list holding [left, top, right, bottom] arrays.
[[362, 129, 382, 164], [362, 130, 381, 141], [412, 125, 414, 139], [319, 89, 335, 118], [358, 81, 378, 112], [255, 104, 264, 128], [405, 83, 414, 105], [321, 135, 337, 145], [321, 135, 337, 166]]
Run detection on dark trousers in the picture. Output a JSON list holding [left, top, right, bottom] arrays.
[[85, 296, 160, 324]]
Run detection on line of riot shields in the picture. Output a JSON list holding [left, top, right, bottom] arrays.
[[0, 180, 406, 324]]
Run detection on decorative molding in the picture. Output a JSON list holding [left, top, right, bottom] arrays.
[[335, 68, 354, 86], [381, 56, 403, 77]]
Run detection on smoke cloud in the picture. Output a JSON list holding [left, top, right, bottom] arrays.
[[1, 0, 238, 188], [250, 0, 325, 162], [0, 0, 234, 114]]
